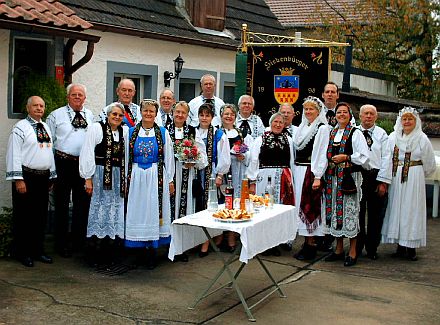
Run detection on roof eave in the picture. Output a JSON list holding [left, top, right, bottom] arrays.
[[0, 18, 100, 42], [92, 23, 237, 51]]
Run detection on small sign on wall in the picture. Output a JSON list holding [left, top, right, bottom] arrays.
[[55, 66, 64, 85]]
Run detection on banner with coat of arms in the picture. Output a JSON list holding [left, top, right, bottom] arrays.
[[246, 46, 330, 126]]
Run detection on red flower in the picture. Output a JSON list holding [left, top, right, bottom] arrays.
[[183, 139, 192, 147], [183, 149, 190, 155], [175, 140, 180, 145], [191, 147, 198, 155]]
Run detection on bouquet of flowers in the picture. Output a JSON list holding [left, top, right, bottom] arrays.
[[174, 138, 200, 163], [231, 140, 249, 155]]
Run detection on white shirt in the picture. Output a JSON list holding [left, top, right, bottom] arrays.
[[188, 95, 225, 127], [79, 123, 129, 179], [6, 117, 56, 180], [154, 108, 173, 127], [198, 127, 231, 176], [358, 124, 390, 183], [46, 105, 95, 156], [236, 113, 266, 139], [333, 128, 369, 166]]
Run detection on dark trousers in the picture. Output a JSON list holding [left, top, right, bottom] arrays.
[[357, 169, 388, 255], [54, 155, 90, 251], [12, 169, 50, 258]]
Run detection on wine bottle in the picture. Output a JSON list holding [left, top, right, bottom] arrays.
[[225, 175, 234, 210]]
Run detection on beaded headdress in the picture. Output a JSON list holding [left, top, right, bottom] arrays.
[[398, 106, 419, 117], [303, 96, 325, 112]]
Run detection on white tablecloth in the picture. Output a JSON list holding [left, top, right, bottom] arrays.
[[168, 204, 297, 263]]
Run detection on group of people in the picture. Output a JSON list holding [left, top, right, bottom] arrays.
[[6, 77, 436, 269]]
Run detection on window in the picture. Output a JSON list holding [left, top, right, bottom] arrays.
[[219, 72, 236, 104], [11, 37, 54, 115], [185, 0, 226, 31], [106, 61, 158, 105], [223, 82, 235, 104], [178, 78, 200, 102]]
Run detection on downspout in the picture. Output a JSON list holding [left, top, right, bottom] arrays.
[[64, 39, 96, 85]]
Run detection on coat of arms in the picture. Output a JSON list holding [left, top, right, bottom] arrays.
[[274, 67, 299, 105]]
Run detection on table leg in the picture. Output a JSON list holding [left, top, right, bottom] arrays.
[[255, 255, 286, 298], [189, 227, 257, 321], [433, 181, 439, 218]]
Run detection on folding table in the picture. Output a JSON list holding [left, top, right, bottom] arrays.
[[168, 204, 297, 321]]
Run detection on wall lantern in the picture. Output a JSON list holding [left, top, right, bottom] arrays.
[[164, 53, 184, 87]]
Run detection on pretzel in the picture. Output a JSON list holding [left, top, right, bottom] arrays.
[[213, 208, 251, 220]]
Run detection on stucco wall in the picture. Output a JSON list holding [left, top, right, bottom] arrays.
[[0, 29, 13, 209], [331, 70, 397, 97], [0, 30, 236, 207], [69, 31, 236, 116]]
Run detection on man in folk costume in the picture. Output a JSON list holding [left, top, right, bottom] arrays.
[[356, 104, 391, 260], [99, 78, 141, 127], [236, 95, 265, 139], [47, 83, 94, 257], [279, 103, 298, 138], [169, 101, 207, 262], [6, 96, 57, 267], [154, 88, 176, 128], [188, 74, 225, 127]]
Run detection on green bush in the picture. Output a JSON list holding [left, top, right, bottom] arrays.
[[14, 71, 66, 118], [0, 207, 13, 257], [376, 119, 395, 135]]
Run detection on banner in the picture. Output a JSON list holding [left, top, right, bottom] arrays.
[[246, 46, 330, 126]]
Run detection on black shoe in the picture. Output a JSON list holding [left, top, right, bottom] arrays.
[[367, 252, 378, 260], [21, 257, 34, 267], [344, 255, 357, 267], [199, 250, 209, 258], [317, 243, 333, 252], [221, 246, 236, 253], [407, 248, 418, 261], [35, 255, 53, 264], [280, 243, 292, 251], [391, 245, 406, 258], [175, 253, 189, 262], [294, 244, 317, 261], [325, 251, 345, 262]]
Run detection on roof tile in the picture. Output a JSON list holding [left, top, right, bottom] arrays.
[[0, 0, 92, 29]]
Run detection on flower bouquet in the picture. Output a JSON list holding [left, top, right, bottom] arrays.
[[231, 140, 249, 155], [174, 138, 200, 163]]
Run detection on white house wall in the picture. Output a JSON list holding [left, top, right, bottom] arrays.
[[70, 31, 236, 116]]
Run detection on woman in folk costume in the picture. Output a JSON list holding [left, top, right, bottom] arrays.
[[220, 104, 253, 198], [323, 102, 369, 267], [79, 103, 128, 266], [248, 112, 295, 203], [248, 112, 295, 256], [124, 99, 175, 269], [220, 103, 253, 252], [292, 96, 329, 261], [197, 103, 231, 257], [381, 107, 435, 261], [170, 101, 208, 262]]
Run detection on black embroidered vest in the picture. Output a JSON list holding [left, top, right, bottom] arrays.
[[259, 132, 290, 168], [95, 122, 124, 167], [331, 127, 362, 173]]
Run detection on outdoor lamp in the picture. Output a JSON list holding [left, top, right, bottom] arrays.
[[164, 53, 184, 87]]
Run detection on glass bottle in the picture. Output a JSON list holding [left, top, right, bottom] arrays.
[[225, 175, 234, 210], [207, 177, 218, 211], [264, 176, 274, 208]]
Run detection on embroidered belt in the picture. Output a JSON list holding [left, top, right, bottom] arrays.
[[55, 150, 79, 161], [397, 160, 422, 167], [22, 165, 50, 176]]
